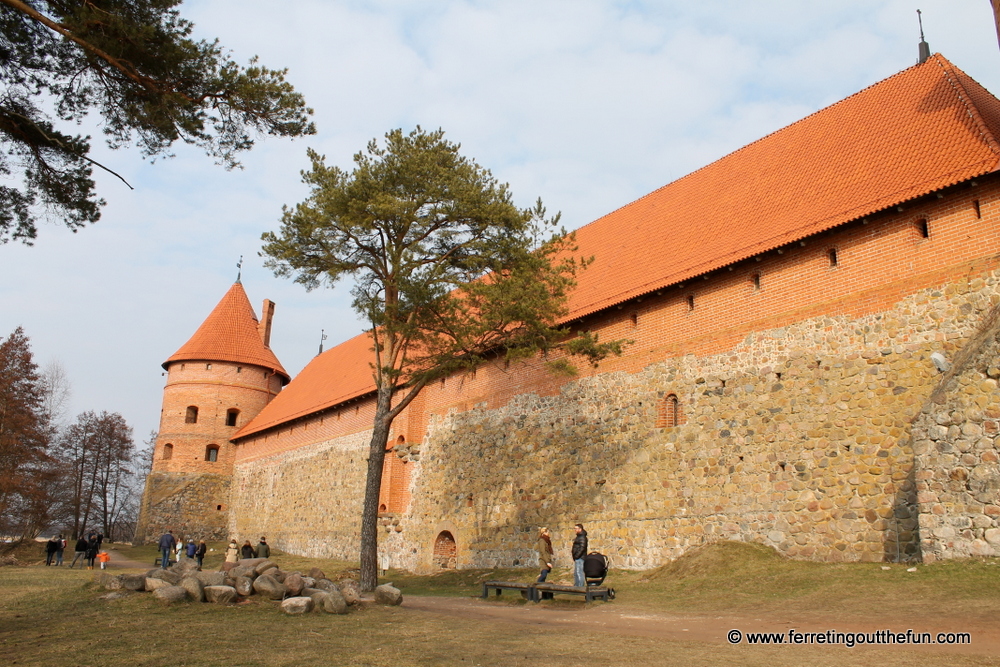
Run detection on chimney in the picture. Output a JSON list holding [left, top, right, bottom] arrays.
[[258, 299, 275, 347]]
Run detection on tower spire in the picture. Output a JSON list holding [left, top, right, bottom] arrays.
[[236, 255, 243, 283], [318, 329, 328, 356], [917, 9, 930, 64]]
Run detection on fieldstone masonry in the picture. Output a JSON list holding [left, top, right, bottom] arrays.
[[227, 272, 1000, 569], [135, 472, 231, 543]]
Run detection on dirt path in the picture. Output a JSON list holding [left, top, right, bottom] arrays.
[[402, 595, 1000, 656], [103, 546, 155, 570]]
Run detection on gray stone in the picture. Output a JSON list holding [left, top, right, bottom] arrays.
[[193, 571, 226, 587], [285, 573, 305, 596], [252, 574, 287, 600], [234, 576, 254, 596], [231, 563, 258, 580], [220, 561, 239, 573], [99, 591, 129, 601], [117, 574, 146, 591], [253, 560, 278, 576], [302, 587, 322, 597], [280, 596, 314, 615], [174, 557, 200, 576], [308, 567, 326, 580], [145, 577, 171, 591], [153, 586, 188, 603], [204, 585, 238, 604], [338, 579, 360, 605], [301, 576, 316, 589], [269, 569, 287, 583], [313, 578, 338, 593], [148, 568, 181, 585], [238, 557, 267, 568], [319, 587, 348, 614], [374, 584, 402, 606], [179, 576, 205, 602]]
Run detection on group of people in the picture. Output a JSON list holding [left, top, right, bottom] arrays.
[[42, 530, 105, 570], [225, 536, 270, 563], [535, 523, 589, 587], [157, 530, 207, 569]]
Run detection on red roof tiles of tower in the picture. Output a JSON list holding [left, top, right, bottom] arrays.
[[234, 54, 1000, 440], [164, 282, 290, 382]]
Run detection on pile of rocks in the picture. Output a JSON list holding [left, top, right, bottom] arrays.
[[96, 557, 402, 614]]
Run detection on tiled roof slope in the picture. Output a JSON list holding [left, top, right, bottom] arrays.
[[164, 282, 290, 382], [233, 332, 373, 438], [234, 54, 1000, 440], [565, 54, 1000, 319]]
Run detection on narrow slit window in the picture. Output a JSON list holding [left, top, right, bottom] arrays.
[[828, 248, 838, 267], [205, 445, 219, 462], [162, 443, 173, 460], [630, 312, 638, 327], [687, 295, 695, 311], [226, 409, 240, 427], [185, 406, 198, 424], [916, 218, 929, 238], [974, 199, 982, 219], [752, 273, 761, 291]]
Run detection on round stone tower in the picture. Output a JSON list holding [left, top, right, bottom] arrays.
[[135, 282, 289, 543]]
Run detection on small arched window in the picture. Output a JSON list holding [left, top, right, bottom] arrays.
[[185, 406, 198, 424], [656, 394, 684, 428], [162, 443, 173, 460], [205, 445, 219, 462], [226, 409, 240, 427]]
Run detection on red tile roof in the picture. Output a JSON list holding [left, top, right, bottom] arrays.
[[164, 282, 289, 382], [234, 54, 1000, 440]]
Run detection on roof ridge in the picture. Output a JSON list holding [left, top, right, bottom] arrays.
[[574, 57, 940, 233], [931, 53, 1000, 169]]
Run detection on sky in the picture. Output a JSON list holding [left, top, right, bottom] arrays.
[[2, 0, 999, 444]]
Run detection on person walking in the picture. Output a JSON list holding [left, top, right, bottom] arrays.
[[55, 535, 65, 566], [45, 536, 58, 566], [536, 527, 554, 583], [85, 534, 99, 570], [70, 535, 89, 568], [256, 536, 270, 559], [195, 540, 207, 568], [571, 524, 588, 588], [158, 530, 176, 569], [225, 540, 239, 563]]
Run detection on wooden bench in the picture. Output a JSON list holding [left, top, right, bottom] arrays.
[[533, 583, 614, 603], [481, 580, 537, 601]]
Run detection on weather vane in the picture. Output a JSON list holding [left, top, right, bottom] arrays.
[[917, 9, 930, 64], [236, 255, 243, 283], [318, 329, 328, 356]]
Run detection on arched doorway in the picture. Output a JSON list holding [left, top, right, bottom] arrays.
[[433, 531, 457, 569]]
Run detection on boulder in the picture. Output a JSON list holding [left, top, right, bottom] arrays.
[[313, 579, 338, 593], [308, 567, 325, 580], [231, 564, 257, 580], [302, 587, 322, 597], [269, 569, 287, 583], [193, 571, 226, 587], [252, 574, 287, 600], [107, 574, 145, 591], [153, 586, 188, 603], [145, 577, 171, 591], [148, 569, 181, 585], [234, 576, 254, 596], [99, 591, 129, 601], [285, 573, 305, 596], [237, 557, 267, 568], [338, 579, 361, 605], [174, 558, 200, 576], [179, 576, 205, 602], [280, 596, 314, 615], [301, 576, 316, 589], [220, 561, 239, 573], [314, 587, 348, 614], [204, 585, 238, 604], [374, 584, 402, 606], [253, 560, 278, 576]]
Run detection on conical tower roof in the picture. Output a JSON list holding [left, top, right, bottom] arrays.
[[163, 283, 290, 382]]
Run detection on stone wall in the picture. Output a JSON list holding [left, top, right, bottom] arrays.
[[134, 472, 231, 544], [226, 269, 1000, 570]]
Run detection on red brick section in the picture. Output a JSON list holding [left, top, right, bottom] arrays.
[[433, 531, 457, 568]]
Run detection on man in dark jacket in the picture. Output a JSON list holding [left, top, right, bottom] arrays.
[[240, 540, 256, 559], [158, 530, 176, 569], [256, 537, 270, 559], [70, 535, 89, 568], [571, 524, 588, 587], [45, 536, 59, 565]]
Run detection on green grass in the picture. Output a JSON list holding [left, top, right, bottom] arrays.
[[3, 540, 1000, 666]]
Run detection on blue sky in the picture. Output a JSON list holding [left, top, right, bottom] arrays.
[[2, 0, 998, 444]]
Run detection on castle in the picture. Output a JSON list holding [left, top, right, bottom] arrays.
[[136, 54, 1000, 570]]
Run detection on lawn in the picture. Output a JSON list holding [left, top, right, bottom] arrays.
[[2, 540, 999, 666]]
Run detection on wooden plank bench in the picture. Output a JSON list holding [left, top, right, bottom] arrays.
[[533, 583, 614, 603], [481, 580, 536, 601]]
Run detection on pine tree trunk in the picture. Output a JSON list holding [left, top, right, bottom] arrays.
[[359, 384, 394, 592]]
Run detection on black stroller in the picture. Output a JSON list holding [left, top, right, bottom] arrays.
[[582, 552, 616, 599]]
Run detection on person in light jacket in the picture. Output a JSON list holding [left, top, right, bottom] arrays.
[[536, 528, 554, 583], [225, 540, 240, 563]]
